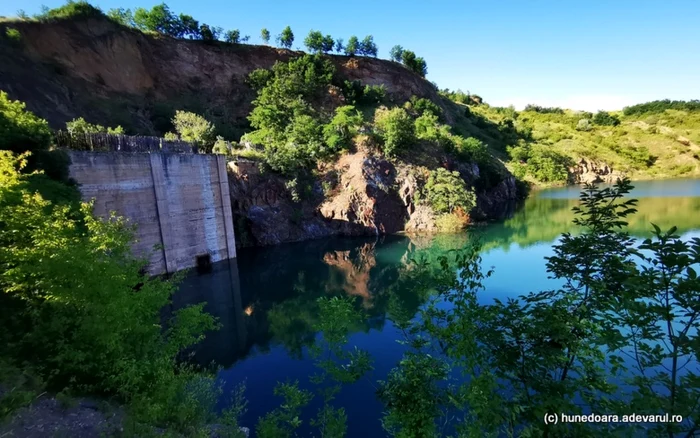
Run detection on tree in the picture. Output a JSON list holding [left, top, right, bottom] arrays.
[[345, 36, 359, 56], [225, 29, 241, 44], [358, 35, 377, 57], [423, 168, 476, 214], [303, 30, 324, 53], [322, 35, 335, 53], [277, 26, 294, 49], [177, 13, 199, 39], [401, 50, 428, 77], [107, 7, 134, 27], [389, 45, 404, 62], [323, 105, 363, 152], [133, 3, 179, 36], [334, 38, 344, 53], [171, 110, 216, 153], [261, 27, 270, 45], [0, 91, 52, 154], [592, 110, 621, 126], [373, 107, 415, 156]]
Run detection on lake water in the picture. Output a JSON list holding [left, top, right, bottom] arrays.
[[172, 179, 700, 436]]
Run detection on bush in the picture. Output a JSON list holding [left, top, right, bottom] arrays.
[[623, 99, 700, 115], [5, 28, 20, 44], [592, 111, 621, 126], [0, 151, 218, 429], [34, 0, 104, 21], [434, 211, 470, 232], [453, 136, 488, 163], [211, 136, 230, 155], [373, 107, 415, 156], [406, 96, 442, 118], [527, 147, 569, 182], [523, 104, 564, 114], [0, 91, 52, 154], [576, 118, 593, 131], [172, 110, 216, 153], [66, 117, 124, 135], [423, 168, 475, 214], [323, 106, 363, 153]]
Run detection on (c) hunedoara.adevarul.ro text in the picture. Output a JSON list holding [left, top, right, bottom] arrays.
[[543, 413, 684, 425]]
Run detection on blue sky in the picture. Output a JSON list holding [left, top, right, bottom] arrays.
[[3, 0, 699, 111]]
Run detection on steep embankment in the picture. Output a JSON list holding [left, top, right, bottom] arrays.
[[0, 17, 443, 138]]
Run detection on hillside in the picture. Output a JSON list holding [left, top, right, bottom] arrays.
[[0, 16, 443, 140]]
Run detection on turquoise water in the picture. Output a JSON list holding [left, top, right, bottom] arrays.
[[172, 179, 700, 436]]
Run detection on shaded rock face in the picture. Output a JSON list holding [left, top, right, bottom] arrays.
[[568, 158, 625, 185], [474, 175, 519, 221]]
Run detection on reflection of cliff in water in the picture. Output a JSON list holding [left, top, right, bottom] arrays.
[[171, 235, 422, 368]]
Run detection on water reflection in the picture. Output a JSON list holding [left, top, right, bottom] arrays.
[[171, 182, 700, 370]]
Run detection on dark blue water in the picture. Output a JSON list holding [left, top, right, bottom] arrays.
[[172, 179, 700, 436]]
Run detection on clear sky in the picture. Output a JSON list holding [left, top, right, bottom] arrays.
[[3, 0, 699, 111]]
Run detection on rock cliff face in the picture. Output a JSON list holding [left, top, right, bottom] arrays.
[[228, 151, 518, 248], [568, 158, 625, 185]]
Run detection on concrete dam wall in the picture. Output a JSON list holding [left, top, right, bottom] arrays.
[[67, 151, 237, 275]]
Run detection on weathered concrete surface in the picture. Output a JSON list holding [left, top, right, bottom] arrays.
[[68, 151, 237, 275]]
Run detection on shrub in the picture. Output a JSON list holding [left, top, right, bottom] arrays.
[[434, 210, 470, 232], [34, 0, 104, 21], [0, 151, 218, 428], [5, 28, 20, 44], [523, 104, 564, 114], [323, 106, 363, 153], [453, 136, 488, 163], [406, 96, 442, 118], [527, 147, 570, 182], [423, 167, 475, 214], [66, 117, 124, 135], [623, 99, 700, 115], [592, 111, 621, 126], [373, 107, 415, 156], [0, 91, 52, 154], [211, 136, 230, 155], [172, 110, 216, 153], [576, 118, 593, 131]]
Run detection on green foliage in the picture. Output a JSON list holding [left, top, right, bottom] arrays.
[[0, 151, 222, 432], [507, 143, 570, 182], [592, 110, 621, 126], [344, 36, 358, 56], [323, 105, 363, 152], [334, 38, 344, 53], [523, 104, 564, 114], [373, 107, 415, 156], [172, 110, 216, 153], [66, 117, 124, 135], [277, 26, 294, 49], [224, 29, 241, 44], [247, 55, 338, 173], [34, 0, 104, 21], [400, 50, 427, 77], [423, 167, 475, 214], [406, 96, 442, 118], [389, 45, 404, 63], [575, 118, 592, 131], [256, 381, 313, 438], [623, 99, 700, 115], [260, 27, 270, 44], [0, 91, 52, 154], [5, 27, 21, 44], [358, 35, 378, 57], [212, 135, 230, 155], [304, 30, 324, 53]]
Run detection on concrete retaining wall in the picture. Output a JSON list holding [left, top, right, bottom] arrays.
[[68, 151, 236, 275]]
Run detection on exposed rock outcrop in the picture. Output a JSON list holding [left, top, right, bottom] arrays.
[[228, 152, 520, 248], [568, 158, 625, 185]]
